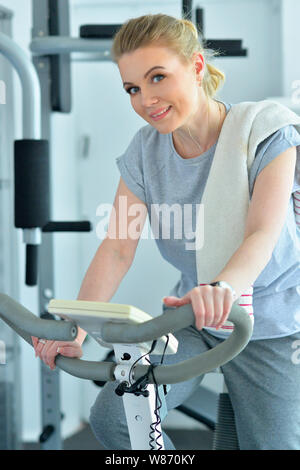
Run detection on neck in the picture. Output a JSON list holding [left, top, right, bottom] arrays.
[[173, 96, 224, 158]]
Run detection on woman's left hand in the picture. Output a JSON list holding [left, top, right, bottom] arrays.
[[162, 284, 235, 331]]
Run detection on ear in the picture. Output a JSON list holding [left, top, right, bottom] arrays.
[[193, 52, 205, 82]]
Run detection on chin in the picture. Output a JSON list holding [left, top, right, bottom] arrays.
[[142, 112, 175, 134], [146, 121, 172, 134]]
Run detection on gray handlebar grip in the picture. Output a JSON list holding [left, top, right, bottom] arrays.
[[0, 294, 253, 384], [0, 306, 115, 381], [101, 303, 253, 384], [55, 356, 116, 381], [0, 293, 77, 341]]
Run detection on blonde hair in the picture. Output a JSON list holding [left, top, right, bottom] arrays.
[[111, 13, 225, 99]]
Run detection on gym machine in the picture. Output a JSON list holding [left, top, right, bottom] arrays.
[[0, 293, 253, 450]]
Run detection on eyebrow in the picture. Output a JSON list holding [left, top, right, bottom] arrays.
[[123, 66, 166, 88]]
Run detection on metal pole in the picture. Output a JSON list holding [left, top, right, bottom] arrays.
[[0, 31, 42, 248], [0, 31, 40, 139], [32, 0, 63, 450], [0, 5, 22, 450], [30, 36, 112, 58]]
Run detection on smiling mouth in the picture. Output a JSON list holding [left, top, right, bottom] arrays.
[[150, 106, 172, 120]]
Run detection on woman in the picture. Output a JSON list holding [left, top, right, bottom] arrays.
[[32, 14, 300, 449]]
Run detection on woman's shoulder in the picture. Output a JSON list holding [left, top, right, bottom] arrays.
[[258, 123, 300, 150]]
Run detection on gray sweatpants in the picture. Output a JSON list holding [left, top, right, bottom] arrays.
[[89, 325, 300, 450]]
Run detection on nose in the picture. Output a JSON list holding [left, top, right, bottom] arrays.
[[140, 88, 158, 108]]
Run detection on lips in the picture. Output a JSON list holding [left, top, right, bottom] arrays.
[[150, 106, 171, 118]]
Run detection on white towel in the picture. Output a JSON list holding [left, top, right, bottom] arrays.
[[196, 99, 300, 286]]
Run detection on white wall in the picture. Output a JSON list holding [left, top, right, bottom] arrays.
[[1, 0, 299, 444], [280, 0, 300, 98]]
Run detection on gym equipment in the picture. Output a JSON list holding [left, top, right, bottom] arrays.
[[0, 293, 253, 450], [0, 6, 22, 451], [0, 18, 92, 449]]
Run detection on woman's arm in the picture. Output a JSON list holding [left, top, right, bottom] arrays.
[[76, 177, 148, 343], [164, 146, 297, 330], [210, 146, 297, 296], [75, 240, 136, 344], [34, 177, 148, 367]]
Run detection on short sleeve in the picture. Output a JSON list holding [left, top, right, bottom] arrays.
[[249, 125, 300, 196], [115, 129, 146, 202]]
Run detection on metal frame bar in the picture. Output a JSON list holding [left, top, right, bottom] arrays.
[[113, 344, 165, 450], [0, 32, 40, 138], [0, 5, 22, 451], [30, 37, 112, 57], [32, 0, 62, 451], [0, 31, 42, 245]]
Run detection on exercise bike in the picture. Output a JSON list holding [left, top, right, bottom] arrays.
[[0, 293, 253, 450]]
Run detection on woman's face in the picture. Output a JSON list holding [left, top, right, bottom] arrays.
[[118, 45, 205, 134]]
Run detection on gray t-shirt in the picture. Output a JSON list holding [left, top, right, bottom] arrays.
[[116, 101, 300, 340]]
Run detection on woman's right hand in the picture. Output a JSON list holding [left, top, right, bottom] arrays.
[[31, 336, 83, 370]]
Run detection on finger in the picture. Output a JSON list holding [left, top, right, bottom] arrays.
[[191, 291, 206, 331], [35, 339, 47, 358], [216, 290, 233, 329], [41, 340, 55, 366], [47, 341, 80, 369], [31, 336, 39, 356], [44, 341, 61, 370], [197, 285, 214, 328], [45, 341, 69, 369], [163, 296, 190, 306], [201, 287, 214, 327], [58, 346, 82, 358], [212, 288, 225, 327]]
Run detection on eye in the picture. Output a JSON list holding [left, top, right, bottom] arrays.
[[126, 86, 138, 96], [125, 74, 165, 95], [152, 74, 165, 83]]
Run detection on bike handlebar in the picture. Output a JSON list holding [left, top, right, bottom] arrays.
[[0, 293, 253, 384], [0, 293, 78, 341]]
